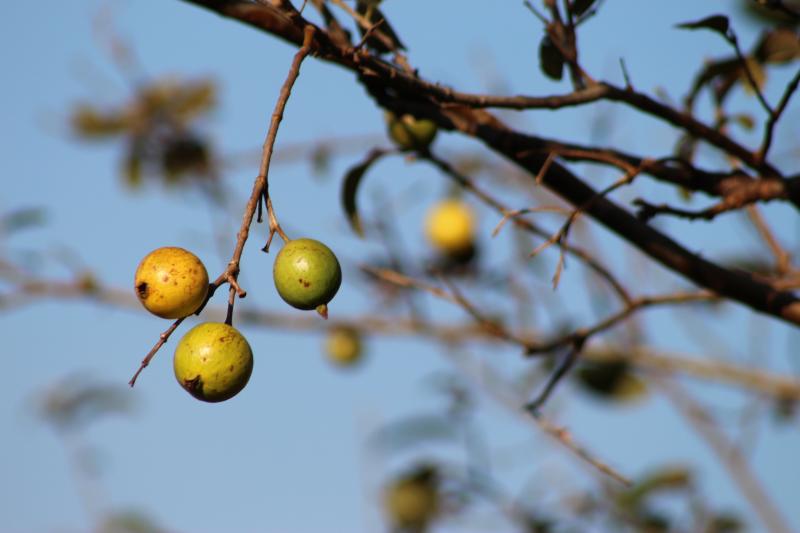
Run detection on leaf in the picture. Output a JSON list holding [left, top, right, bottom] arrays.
[[0, 207, 46, 233], [676, 15, 730, 38], [170, 79, 216, 121], [732, 113, 755, 131], [368, 414, 459, 453], [539, 37, 565, 80], [617, 465, 693, 509], [38, 377, 135, 431], [99, 509, 166, 533], [570, 0, 597, 17], [705, 513, 744, 533], [574, 358, 647, 403], [739, 57, 766, 94], [71, 105, 130, 139], [341, 148, 388, 237], [755, 28, 800, 64]]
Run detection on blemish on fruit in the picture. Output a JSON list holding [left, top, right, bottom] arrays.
[[136, 282, 149, 299]]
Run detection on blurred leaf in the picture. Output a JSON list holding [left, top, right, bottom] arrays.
[[38, 377, 135, 432], [676, 15, 730, 38], [618, 465, 693, 509], [739, 0, 800, 28], [169, 79, 216, 122], [773, 395, 796, 422], [739, 56, 766, 94], [675, 133, 698, 162], [574, 358, 647, 402], [539, 37, 565, 80], [122, 142, 144, 189], [99, 510, 166, 533], [355, 1, 405, 53], [310, 144, 332, 176], [705, 512, 744, 533], [0, 207, 46, 233], [161, 135, 211, 181], [755, 28, 800, 64], [570, 0, 597, 17], [732, 113, 755, 130], [637, 512, 671, 532], [341, 148, 388, 237], [71, 105, 130, 139], [369, 414, 459, 453]]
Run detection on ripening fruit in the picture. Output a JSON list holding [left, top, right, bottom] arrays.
[[273, 238, 342, 318], [173, 322, 253, 403], [385, 111, 437, 151], [134, 247, 209, 319], [425, 199, 476, 256], [384, 466, 439, 530], [325, 326, 363, 367]]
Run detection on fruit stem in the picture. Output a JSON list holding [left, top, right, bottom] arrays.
[[316, 304, 329, 320]]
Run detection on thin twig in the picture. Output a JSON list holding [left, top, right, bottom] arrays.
[[759, 66, 800, 163], [746, 205, 792, 275], [258, 27, 316, 252], [5, 269, 800, 399], [128, 25, 316, 386], [129, 318, 185, 387], [726, 31, 773, 116]]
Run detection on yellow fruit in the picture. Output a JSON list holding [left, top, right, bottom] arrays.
[[424, 199, 476, 255], [385, 112, 437, 151], [134, 247, 209, 319], [324, 326, 363, 367], [384, 469, 439, 529], [173, 322, 253, 403]]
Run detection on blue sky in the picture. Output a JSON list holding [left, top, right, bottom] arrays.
[[2, 1, 799, 532]]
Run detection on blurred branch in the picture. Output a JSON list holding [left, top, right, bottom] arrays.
[[3, 270, 800, 400], [661, 379, 793, 533], [180, 0, 800, 327]]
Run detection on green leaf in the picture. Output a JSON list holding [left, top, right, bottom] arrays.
[[71, 105, 130, 139], [676, 15, 730, 38], [704, 513, 744, 533], [574, 358, 647, 402], [341, 148, 388, 237], [539, 37, 565, 81], [0, 207, 46, 233], [732, 113, 755, 131], [99, 509, 166, 533], [617, 465, 693, 509], [368, 414, 459, 453], [38, 377, 135, 431]]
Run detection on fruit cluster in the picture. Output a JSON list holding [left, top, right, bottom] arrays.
[[133, 237, 342, 402]]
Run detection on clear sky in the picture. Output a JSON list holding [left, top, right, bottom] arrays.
[[2, 1, 799, 532]]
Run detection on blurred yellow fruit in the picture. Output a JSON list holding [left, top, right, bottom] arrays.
[[425, 199, 476, 256], [134, 247, 209, 319], [325, 326, 363, 367], [173, 322, 253, 403], [384, 467, 439, 530]]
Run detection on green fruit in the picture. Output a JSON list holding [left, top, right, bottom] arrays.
[[325, 326, 363, 367], [134, 247, 209, 319], [273, 238, 342, 317], [384, 467, 439, 529], [385, 112, 437, 151], [173, 322, 253, 403]]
